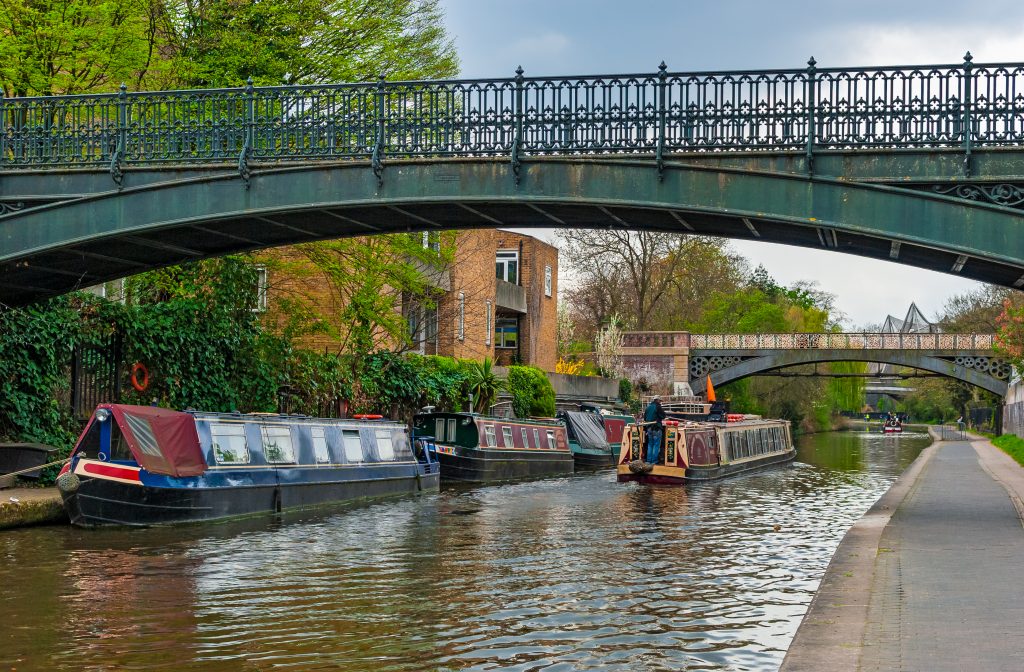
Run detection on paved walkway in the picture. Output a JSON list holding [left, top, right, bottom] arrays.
[[783, 435, 1024, 671]]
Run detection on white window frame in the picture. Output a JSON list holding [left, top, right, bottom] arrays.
[[484, 425, 496, 447], [458, 292, 465, 341], [261, 425, 295, 463], [544, 265, 552, 297], [485, 301, 492, 346], [496, 249, 519, 284], [311, 426, 331, 464], [342, 429, 364, 462], [546, 430, 556, 449], [435, 418, 446, 442], [495, 317, 518, 349], [521, 427, 530, 448], [447, 419, 457, 443], [375, 430, 395, 461], [533, 429, 541, 449], [211, 423, 250, 465], [253, 265, 268, 312], [501, 426, 514, 447]]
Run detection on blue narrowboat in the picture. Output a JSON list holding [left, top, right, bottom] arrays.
[[56, 404, 439, 527]]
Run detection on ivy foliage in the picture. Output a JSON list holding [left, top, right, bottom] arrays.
[[507, 365, 556, 418]]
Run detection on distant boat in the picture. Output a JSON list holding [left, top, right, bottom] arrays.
[[57, 404, 438, 527], [558, 409, 615, 469], [413, 411, 573, 482]]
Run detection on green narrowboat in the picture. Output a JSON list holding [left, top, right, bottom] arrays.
[[412, 412, 574, 482]]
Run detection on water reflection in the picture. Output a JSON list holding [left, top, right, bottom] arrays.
[[0, 430, 929, 671]]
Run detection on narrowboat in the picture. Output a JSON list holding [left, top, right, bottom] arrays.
[[413, 411, 573, 482], [616, 416, 795, 484], [558, 410, 615, 469], [882, 419, 903, 434], [56, 404, 439, 527]]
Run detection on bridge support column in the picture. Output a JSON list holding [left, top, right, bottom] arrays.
[[619, 332, 691, 395]]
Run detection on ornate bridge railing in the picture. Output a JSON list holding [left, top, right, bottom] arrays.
[[2, 54, 1023, 171], [688, 332, 996, 350]]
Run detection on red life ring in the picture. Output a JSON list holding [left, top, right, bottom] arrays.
[[130, 362, 150, 392], [352, 413, 383, 420]]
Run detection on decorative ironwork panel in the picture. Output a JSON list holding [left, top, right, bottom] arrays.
[[815, 65, 966, 148], [126, 89, 248, 162], [686, 332, 995, 351], [972, 64, 1024, 145], [2, 93, 119, 166], [665, 70, 808, 150]]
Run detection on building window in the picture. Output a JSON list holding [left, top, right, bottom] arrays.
[[458, 292, 465, 341], [253, 265, 268, 312], [496, 250, 519, 284], [495, 317, 518, 349], [544, 265, 552, 297], [422, 231, 440, 252], [485, 301, 492, 346], [424, 306, 438, 346]]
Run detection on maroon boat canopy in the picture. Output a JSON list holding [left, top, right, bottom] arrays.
[[107, 404, 207, 477]]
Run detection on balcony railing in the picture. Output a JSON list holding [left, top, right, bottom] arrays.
[[2, 55, 1023, 169]]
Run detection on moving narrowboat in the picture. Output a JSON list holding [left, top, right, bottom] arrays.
[[56, 404, 439, 527], [617, 417, 795, 484], [558, 410, 615, 469], [413, 411, 573, 482]]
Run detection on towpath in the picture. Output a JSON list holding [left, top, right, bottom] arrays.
[[782, 433, 1024, 670]]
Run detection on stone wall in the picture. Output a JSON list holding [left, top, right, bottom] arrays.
[[1003, 376, 1024, 436]]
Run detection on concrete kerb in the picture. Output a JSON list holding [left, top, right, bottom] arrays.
[[779, 427, 943, 672]]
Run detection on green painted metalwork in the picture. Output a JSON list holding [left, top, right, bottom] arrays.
[[3, 55, 1024, 169]]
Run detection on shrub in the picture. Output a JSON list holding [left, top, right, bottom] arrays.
[[507, 365, 556, 418]]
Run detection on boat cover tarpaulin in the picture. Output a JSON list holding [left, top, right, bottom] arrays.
[[563, 411, 611, 451], [108, 405, 207, 477]]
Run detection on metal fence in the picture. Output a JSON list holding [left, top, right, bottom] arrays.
[[939, 424, 967, 441], [687, 332, 995, 350], [2, 55, 1023, 169]]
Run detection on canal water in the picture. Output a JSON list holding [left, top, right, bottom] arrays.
[[1, 430, 929, 671]]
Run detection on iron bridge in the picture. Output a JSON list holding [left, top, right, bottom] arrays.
[[4, 54, 1024, 305], [688, 332, 1008, 395]]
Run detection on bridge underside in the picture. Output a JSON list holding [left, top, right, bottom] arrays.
[[3, 156, 1024, 305], [690, 350, 1009, 396]]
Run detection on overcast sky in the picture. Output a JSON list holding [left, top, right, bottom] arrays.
[[439, 0, 1024, 327]]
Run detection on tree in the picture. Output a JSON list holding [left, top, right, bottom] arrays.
[[161, 0, 458, 87], [0, 0, 170, 96]]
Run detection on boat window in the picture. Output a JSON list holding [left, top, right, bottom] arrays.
[[109, 421, 133, 461], [342, 430, 363, 462], [521, 428, 530, 447], [375, 430, 395, 461], [435, 418, 445, 442], [546, 430, 556, 448], [533, 429, 540, 448], [311, 426, 331, 464], [211, 424, 249, 464], [502, 426, 514, 447], [483, 425, 496, 447], [447, 419, 457, 443], [261, 426, 295, 463]]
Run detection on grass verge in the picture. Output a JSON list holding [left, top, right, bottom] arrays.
[[992, 434, 1024, 468]]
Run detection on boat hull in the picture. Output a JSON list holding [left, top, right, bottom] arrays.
[[617, 448, 797, 484], [60, 468, 439, 527], [571, 449, 617, 470], [433, 447, 573, 483]]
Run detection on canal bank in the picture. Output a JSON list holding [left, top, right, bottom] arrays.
[[782, 429, 1024, 670], [0, 487, 65, 530]]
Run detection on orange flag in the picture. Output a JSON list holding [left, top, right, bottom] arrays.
[[706, 375, 716, 402]]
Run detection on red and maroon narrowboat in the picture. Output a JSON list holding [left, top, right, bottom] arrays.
[[617, 417, 795, 484], [56, 404, 439, 527], [413, 412, 573, 482]]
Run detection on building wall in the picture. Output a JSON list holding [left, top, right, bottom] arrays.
[[256, 229, 558, 370]]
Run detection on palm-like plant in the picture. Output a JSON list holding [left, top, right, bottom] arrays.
[[467, 357, 503, 413]]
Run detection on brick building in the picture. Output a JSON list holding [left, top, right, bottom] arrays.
[[258, 229, 559, 371]]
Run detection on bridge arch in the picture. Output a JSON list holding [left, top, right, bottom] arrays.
[[4, 158, 1024, 306], [691, 350, 1009, 396]]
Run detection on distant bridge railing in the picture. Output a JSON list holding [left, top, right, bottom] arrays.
[[2, 54, 1024, 170], [689, 333, 995, 350]]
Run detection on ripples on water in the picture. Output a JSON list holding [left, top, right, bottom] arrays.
[[0, 430, 929, 671]]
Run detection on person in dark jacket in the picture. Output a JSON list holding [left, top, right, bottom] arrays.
[[644, 396, 667, 464]]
